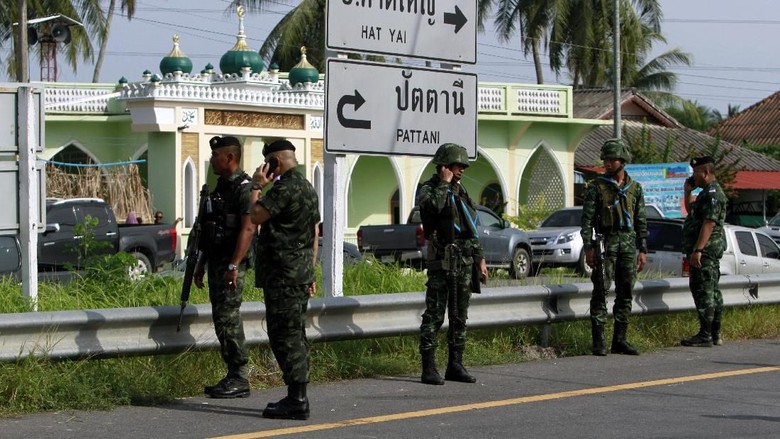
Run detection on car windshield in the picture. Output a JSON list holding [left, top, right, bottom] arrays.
[[541, 210, 582, 227], [768, 214, 780, 226]]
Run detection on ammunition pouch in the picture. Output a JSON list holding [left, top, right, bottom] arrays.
[[199, 220, 224, 249]]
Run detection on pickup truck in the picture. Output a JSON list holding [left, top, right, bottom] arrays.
[[644, 218, 780, 277], [757, 213, 780, 245], [356, 205, 532, 278], [40, 198, 178, 278]]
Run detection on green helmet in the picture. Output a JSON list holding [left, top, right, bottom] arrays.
[[600, 138, 631, 163], [432, 143, 470, 167]]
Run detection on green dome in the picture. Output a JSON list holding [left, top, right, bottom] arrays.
[[159, 35, 193, 75], [219, 49, 262, 75], [289, 47, 319, 86], [219, 5, 262, 75]]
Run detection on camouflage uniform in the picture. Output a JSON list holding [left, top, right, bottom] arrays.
[[255, 169, 320, 386], [682, 180, 727, 344], [204, 169, 252, 380], [418, 174, 484, 353], [417, 142, 484, 385], [581, 172, 648, 326]]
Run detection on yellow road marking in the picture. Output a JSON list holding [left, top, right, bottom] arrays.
[[211, 366, 780, 439]]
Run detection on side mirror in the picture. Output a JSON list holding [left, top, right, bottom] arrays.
[[44, 223, 61, 234]]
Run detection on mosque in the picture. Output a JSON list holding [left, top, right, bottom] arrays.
[[39, 8, 610, 248]]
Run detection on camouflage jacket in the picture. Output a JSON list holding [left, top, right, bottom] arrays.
[[255, 169, 321, 287], [682, 180, 727, 255], [581, 171, 648, 252], [418, 174, 484, 262]]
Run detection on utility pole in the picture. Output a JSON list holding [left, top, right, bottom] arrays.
[[15, 0, 29, 82], [612, 0, 621, 139]]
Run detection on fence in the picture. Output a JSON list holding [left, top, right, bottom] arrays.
[[0, 274, 772, 361]]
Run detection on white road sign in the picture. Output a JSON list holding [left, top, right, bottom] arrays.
[[325, 59, 477, 158], [326, 0, 477, 64]]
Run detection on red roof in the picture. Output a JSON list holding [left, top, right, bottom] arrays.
[[730, 171, 780, 190]]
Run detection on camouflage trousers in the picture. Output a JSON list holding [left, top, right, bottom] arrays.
[[590, 238, 637, 326], [420, 267, 471, 352], [265, 284, 311, 385], [207, 263, 249, 379], [689, 252, 724, 325]]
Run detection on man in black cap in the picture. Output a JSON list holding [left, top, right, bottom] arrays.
[[250, 139, 320, 420], [681, 156, 727, 347], [194, 135, 257, 398]]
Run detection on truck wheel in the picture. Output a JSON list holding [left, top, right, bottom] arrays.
[[509, 248, 531, 279], [128, 252, 151, 281], [576, 251, 593, 277]]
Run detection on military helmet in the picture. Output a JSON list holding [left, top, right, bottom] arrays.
[[432, 143, 470, 167], [600, 138, 631, 163]]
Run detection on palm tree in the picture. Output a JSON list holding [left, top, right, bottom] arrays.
[[480, 0, 563, 85], [549, 0, 664, 89], [664, 99, 719, 131], [92, 0, 135, 83], [0, 0, 105, 80]]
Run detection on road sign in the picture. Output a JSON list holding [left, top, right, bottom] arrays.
[[326, 0, 477, 64], [325, 59, 477, 158]]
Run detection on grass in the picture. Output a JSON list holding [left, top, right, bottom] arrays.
[[1, 260, 779, 416]]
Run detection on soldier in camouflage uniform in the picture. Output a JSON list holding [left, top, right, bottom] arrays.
[[418, 143, 489, 386], [581, 138, 647, 357], [681, 156, 727, 347], [194, 136, 257, 398], [250, 139, 320, 420]]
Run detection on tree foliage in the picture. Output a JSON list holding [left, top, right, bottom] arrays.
[[0, 0, 105, 80]]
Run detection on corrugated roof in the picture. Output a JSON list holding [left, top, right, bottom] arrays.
[[710, 91, 780, 145], [575, 123, 780, 172]]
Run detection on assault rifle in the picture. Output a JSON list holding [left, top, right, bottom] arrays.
[[439, 195, 461, 322], [592, 229, 607, 294], [177, 184, 210, 332]]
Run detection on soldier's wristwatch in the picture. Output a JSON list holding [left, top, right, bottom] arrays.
[[227, 263, 238, 271], [693, 248, 704, 253]]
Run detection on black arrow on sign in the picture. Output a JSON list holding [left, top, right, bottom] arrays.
[[337, 90, 371, 129], [444, 6, 467, 34]]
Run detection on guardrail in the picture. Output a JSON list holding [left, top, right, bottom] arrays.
[[0, 274, 772, 361]]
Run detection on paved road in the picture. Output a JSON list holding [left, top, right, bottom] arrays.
[[5, 339, 780, 439]]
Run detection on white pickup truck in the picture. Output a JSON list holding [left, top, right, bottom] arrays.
[[644, 219, 780, 277]]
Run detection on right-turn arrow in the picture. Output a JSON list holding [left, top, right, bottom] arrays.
[[444, 5, 467, 34], [337, 90, 371, 130]]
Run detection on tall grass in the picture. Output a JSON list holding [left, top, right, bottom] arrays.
[[1, 260, 779, 416]]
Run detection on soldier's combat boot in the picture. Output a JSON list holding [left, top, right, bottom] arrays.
[[445, 346, 476, 383], [204, 376, 229, 395], [711, 321, 723, 346], [205, 377, 250, 398], [421, 350, 444, 385], [591, 323, 607, 356], [262, 383, 310, 420], [681, 319, 713, 347], [611, 322, 640, 355]]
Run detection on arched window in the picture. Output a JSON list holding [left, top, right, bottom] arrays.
[[313, 164, 323, 220], [519, 146, 565, 210], [51, 144, 95, 174], [183, 158, 196, 227], [480, 183, 505, 215]]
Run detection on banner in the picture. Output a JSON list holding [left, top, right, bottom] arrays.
[[626, 162, 694, 219]]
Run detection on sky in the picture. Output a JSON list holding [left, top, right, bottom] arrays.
[[4, 0, 780, 114]]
